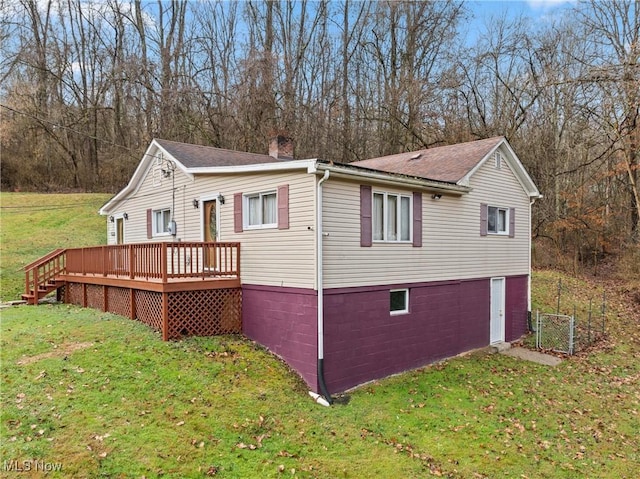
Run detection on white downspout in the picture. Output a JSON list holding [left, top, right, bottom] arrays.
[[310, 169, 331, 407], [529, 198, 534, 312]]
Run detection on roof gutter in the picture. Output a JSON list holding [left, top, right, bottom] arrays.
[[313, 162, 470, 196]]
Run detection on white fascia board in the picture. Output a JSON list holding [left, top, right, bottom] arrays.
[[500, 141, 543, 199], [315, 163, 470, 195], [458, 139, 542, 199], [185, 159, 318, 175], [99, 140, 193, 215]]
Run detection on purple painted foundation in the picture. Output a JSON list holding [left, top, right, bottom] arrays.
[[242, 284, 318, 390], [322, 275, 529, 393], [505, 275, 529, 341], [241, 275, 529, 394]]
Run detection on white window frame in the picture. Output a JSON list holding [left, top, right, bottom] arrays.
[[488, 206, 509, 235], [390, 289, 409, 315], [373, 191, 412, 243], [153, 207, 172, 236], [244, 190, 277, 229]]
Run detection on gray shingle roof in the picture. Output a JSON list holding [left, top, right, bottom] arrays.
[[352, 137, 504, 183], [155, 138, 283, 168]]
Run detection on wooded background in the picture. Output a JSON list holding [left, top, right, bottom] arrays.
[[1, 0, 638, 271]]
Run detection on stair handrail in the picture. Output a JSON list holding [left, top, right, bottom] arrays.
[[24, 249, 67, 298]]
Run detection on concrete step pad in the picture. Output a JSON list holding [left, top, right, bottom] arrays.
[[501, 347, 562, 366]]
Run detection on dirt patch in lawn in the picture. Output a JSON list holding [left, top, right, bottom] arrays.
[[16, 342, 94, 365]]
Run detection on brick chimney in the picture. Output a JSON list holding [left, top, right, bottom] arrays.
[[269, 135, 294, 160]]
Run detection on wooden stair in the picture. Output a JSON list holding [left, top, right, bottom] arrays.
[[22, 249, 67, 305], [22, 279, 65, 305]]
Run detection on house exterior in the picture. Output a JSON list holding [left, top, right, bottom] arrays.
[[99, 136, 541, 396]]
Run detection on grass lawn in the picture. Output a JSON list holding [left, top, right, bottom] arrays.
[[0, 193, 112, 302], [1, 193, 639, 478]]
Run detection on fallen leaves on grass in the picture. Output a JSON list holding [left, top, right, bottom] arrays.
[[16, 342, 94, 365]]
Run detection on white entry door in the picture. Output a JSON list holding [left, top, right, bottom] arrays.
[[490, 277, 505, 344]]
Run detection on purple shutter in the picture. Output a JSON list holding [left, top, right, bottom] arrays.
[[509, 207, 515, 238], [146, 209, 152, 239], [360, 185, 372, 247], [480, 203, 488, 236], [234, 193, 243, 233], [413, 192, 422, 247], [278, 184, 289, 230]]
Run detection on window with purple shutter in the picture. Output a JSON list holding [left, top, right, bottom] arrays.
[[482, 204, 515, 237]]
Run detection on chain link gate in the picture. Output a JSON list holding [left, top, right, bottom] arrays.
[[536, 312, 575, 354]]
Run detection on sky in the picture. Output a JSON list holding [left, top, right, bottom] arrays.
[[464, 0, 576, 44], [469, 0, 575, 23]]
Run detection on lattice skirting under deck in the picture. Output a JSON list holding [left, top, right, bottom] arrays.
[[167, 288, 242, 339], [63, 282, 242, 340]]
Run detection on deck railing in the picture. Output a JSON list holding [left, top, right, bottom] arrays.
[[23, 248, 67, 298], [64, 242, 240, 281]]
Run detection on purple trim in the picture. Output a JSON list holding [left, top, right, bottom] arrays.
[[325, 278, 480, 296], [242, 284, 318, 390], [412, 192, 422, 247], [360, 185, 372, 247]]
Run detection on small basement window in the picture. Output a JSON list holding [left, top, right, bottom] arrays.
[[390, 289, 409, 315]]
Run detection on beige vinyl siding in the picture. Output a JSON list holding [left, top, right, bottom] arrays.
[[105, 162, 317, 289], [323, 149, 531, 288]]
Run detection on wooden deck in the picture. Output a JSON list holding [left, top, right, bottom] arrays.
[[23, 242, 242, 340]]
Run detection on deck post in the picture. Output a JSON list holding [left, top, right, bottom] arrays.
[[236, 244, 241, 278], [33, 268, 39, 305], [162, 292, 169, 341], [161, 243, 168, 283], [25, 270, 31, 303], [102, 246, 107, 277], [129, 245, 135, 279], [103, 285, 108, 312], [129, 288, 136, 320]]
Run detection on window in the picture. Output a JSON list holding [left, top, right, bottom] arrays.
[[390, 289, 409, 315], [153, 208, 172, 235], [488, 206, 508, 234], [373, 192, 412, 242], [245, 191, 277, 228]]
